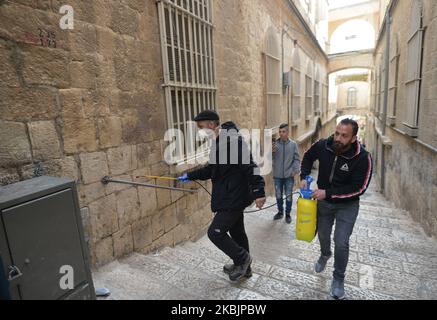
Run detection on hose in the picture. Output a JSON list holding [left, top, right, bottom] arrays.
[[191, 180, 301, 213], [136, 175, 303, 214]]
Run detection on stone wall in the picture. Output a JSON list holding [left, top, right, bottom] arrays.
[[370, 0, 437, 238], [0, 0, 333, 267]]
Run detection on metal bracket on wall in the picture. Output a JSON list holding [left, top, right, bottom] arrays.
[[101, 176, 197, 194]]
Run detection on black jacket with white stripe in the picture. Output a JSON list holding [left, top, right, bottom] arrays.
[[300, 135, 373, 203]]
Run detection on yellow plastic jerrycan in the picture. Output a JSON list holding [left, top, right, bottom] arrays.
[[296, 176, 317, 243]]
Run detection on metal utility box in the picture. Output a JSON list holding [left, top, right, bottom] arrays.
[[0, 176, 95, 300]]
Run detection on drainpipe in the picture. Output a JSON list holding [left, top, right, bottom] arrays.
[[380, 12, 391, 192]]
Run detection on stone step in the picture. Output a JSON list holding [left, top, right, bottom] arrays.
[[93, 178, 437, 300]]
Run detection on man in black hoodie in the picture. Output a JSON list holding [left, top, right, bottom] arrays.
[[300, 118, 373, 299], [178, 110, 266, 282]]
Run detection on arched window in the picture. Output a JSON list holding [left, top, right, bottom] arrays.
[[347, 87, 357, 107], [388, 33, 400, 125], [290, 49, 301, 122], [264, 27, 281, 129], [404, 0, 423, 137], [305, 61, 313, 119]]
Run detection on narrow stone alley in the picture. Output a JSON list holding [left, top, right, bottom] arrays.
[[1, 0, 436, 302], [93, 179, 437, 300]]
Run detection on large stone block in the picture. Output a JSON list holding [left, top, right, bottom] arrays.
[[0, 120, 32, 165], [112, 225, 134, 258], [0, 39, 20, 87], [59, 89, 86, 119], [162, 204, 178, 233], [0, 86, 59, 121], [110, 3, 139, 37], [46, 156, 79, 181], [21, 44, 70, 88], [172, 224, 192, 245], [138, 186, 157, 218], [79, 151, 108, 184], [0, 2, 69, 49], [104, 174, 132, 195], [51, 0, 98, 26], [77, 181, 106, 207], [0, 166, 20, 186], [121, 111, 152, 144], [92, 236, 114, 267], [67, 21, 97, 61], [98, 116, 122, 148], [62, 117, 98, 154], [107, 145, 137, 175], [142, 230, 174, 254], [95, 55, 117, 89], [116, 187, 141, 229], [88, 193, 119, 242], [95, 26, 114, 58], [151, 213, 164, 241], [69, 56, 97, 89], [156, 184, 172, 209], [132, 217, 153, 250], [21, 157, 80, 182], [28, 120, 62, 160], [137, 141, 162, 168]]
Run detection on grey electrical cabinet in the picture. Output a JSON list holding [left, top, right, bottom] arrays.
[[0, 176, 95, 300]]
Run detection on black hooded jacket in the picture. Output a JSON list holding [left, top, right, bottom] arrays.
[[300, 135, 373, 203], [187, 122, 266, 212]]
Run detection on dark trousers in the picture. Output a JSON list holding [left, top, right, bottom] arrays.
[[317, 199, 359, 281], [207, 210, 249, 266], [274, 177, 294, 214], [0, 256, 11, 300]]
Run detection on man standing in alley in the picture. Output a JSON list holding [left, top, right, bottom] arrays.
[[178, 110, 266, 282], [272, 123, 301, 224], [300, 118, 372, 300]]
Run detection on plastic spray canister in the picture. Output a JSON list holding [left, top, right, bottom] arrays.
[[296, 175, 318, 243]]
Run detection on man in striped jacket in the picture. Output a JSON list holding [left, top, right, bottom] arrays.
[[300, 118, 373, 300]]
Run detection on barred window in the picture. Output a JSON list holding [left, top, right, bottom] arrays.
[[370, 70, 376, 112], [388, 34, 400, 126], [322, 83, 328, 115], [314, 68, 320, 115], [375, 62, 382, 116], [158, 0, 216, 160], [404, 0, 424, 137], [291, 49, 301, 122], [379, 57, 385, 120], [264, 27, 281, 129], [305, 61, 313, 119]]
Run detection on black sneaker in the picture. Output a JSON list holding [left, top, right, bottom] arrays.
[[229, 254, 252, 281], [285, 215, 292, 224], [273, 212, 284, 220], [223, 264, 252, 278], [330, 278, 346, 300], [314, 255, 331, 273]]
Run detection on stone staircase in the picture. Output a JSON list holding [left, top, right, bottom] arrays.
[[92, 181, 437, 300]]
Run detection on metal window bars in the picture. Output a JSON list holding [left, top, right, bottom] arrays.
[[158, 0, 217, 162]]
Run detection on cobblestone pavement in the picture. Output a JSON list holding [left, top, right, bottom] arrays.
[[93, 180, 437, 300]]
